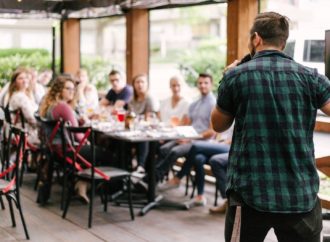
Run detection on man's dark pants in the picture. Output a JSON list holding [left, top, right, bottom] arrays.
[[225, 198, 322, 242]]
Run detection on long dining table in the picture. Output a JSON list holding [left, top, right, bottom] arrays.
[[93, 123, 201, 215], [92, 121, 330, 215]]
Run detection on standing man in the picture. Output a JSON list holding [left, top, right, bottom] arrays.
[[100, 70, 133, 109], [211, 12, 330, 242]]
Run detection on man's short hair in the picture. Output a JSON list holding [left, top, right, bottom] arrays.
[[250, 12, 289, 48], [198, 73, 213, 83], [108, 70, 121, 77]]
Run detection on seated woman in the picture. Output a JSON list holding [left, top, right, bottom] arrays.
[[7, 67, 39, 145], [160, 75, 190, 126], [128, 74, 160, 173], [75, 69, 99, 115], [160, 128, 233, 207], [39, 75, 109, 203]]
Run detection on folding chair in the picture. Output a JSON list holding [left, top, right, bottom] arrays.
[[0, 125, 29, 239], [62, 125, 134, 228]]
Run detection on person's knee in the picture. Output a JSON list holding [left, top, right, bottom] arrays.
[[209, 158, 221, 170], [194, 154, 206, 168]]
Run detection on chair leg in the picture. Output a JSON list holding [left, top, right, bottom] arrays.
[[19, 150, 29, 187], [62, 181, 73, 219], [88, 180, 95, 228], [127, 176, 134, 220], [190, 176, 196, 199], [103, 184, 108, 212], [6, 196, 16, 227], [16, 197, 30, 240], [0, 196, 5, 210], [61, 168, 69, 210], [185, 175, 190, 196], [214, 183, 219, 206]]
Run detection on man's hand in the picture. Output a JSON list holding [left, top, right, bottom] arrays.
[[223, 60, 240, 73]]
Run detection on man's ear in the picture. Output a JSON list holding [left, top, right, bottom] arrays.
[[253, 32, 263, 47]]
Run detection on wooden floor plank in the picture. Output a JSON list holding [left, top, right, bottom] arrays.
[[3, 173, 328, 241]]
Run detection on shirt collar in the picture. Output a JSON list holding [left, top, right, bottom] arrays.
[[252, 50, 293, 61]]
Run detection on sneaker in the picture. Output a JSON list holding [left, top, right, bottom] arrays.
[[209, 200, 228, 214], [158, 182, 180, 192], [136, 166, 145, 174], [184, 197, 207, 209]]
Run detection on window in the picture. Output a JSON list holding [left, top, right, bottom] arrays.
[[284, 40, 295, 58], [303, 40, 325, 63]]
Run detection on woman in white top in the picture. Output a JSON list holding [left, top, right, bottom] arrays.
[[75, 69, 99, 114], [7, 68, 39, 145], [160, 75, 190, 126]]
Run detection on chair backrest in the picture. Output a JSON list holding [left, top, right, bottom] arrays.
[[1, 106, 25, 128], [1, 125, 26, 193], [63, 125, 109, 181], [37, 116, 64, 151]]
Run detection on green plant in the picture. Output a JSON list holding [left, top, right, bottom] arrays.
[[81, 55, 115, 91], [178, 38, 226, 90], [0, 49, 53, 87]]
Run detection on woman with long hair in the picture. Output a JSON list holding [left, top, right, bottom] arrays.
[[39, 74, 78, 127], [39, 75, 110, 204], [128, 74, 159, 172], [7, 67, 39, 145]]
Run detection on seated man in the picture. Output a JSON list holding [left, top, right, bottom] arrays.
[[209, 153, 229, 213], [161, 127, 232, 207], [99, 70, 133, 109], [151, 73, 216, 201]]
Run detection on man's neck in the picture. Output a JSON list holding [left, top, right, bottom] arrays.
[[256, 45, 282, 53], [113, 86, 124, 94]]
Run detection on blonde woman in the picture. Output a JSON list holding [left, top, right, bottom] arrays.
[[7, 67, 39, 145], [160, 75, 190, 126], [75, 69, 99, 114]]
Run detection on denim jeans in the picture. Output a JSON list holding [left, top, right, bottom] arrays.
[[209, 153, 228, 198], [155, 141, 192, 182], [136, 142, 149, 167], [176, 141, 230, 195]]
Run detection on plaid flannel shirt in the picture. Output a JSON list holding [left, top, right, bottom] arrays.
[[217, 50, 330, 213]]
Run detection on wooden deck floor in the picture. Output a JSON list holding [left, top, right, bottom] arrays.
[[2, 173, 330, 241]]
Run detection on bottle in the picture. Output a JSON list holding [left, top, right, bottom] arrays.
[[125, 111, 136, 130]]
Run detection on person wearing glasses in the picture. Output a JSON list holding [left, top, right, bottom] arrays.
[[99, 70, 133, 109]]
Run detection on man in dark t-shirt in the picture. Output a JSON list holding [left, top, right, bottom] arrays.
[[100, 70, 133, 109]]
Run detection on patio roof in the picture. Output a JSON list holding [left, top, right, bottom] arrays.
[[0, 0, 227, 19]]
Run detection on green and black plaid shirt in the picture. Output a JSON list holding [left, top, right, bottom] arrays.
[[217, 50, 330, 213]]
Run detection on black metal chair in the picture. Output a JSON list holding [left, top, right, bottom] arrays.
[[0, 125, 29, 239], [35, 116, 66, 208], [62, 125, 134, 228], [1, 106, 39, 187]]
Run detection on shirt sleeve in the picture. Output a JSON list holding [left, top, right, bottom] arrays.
[[105, 90, 114, 104], [316, 74, 330, 108], [122, 85, 133, 103], [216, 75, 236, 116]]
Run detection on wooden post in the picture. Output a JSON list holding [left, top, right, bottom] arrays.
[[61, 19, 80, 74], [126, 9, 149, 85], [227, 0, 258, 65]]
